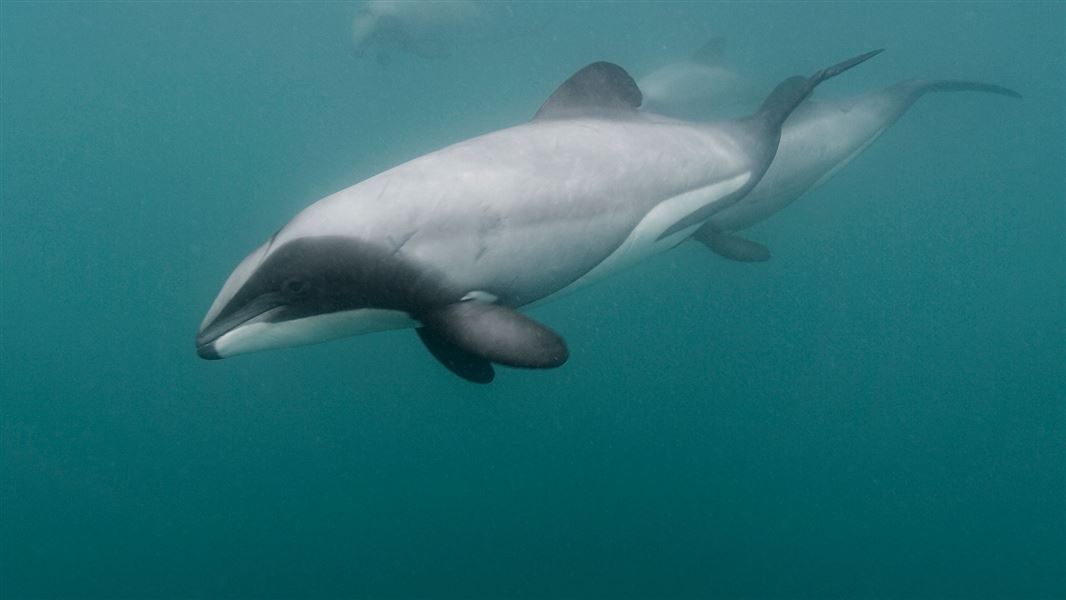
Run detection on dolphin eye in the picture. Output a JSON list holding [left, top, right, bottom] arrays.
[[282, 277, 311, 295]]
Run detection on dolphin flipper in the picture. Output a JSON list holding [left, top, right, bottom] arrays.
[[416, 327, 495, 384], [419, 302, 569, 370], [692, 227, 771, 262]]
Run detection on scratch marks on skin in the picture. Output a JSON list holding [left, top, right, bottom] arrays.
[[475, 210, 503, 261], [387, 229, 416, 255], [374, 178, 393, 203]]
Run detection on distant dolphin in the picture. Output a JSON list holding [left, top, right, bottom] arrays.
[[692, 80, 1022, 261], [196, 50, 881, 382], [351, 1, 540, 64], [638, 38, 764, 120]]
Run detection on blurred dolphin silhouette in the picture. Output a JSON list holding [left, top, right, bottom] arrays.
[[351, 1, 542, 64], [692, 80, 1021, 262], [638, 38, 765, 120]]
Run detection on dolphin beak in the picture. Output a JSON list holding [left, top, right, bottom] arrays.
[[195, 322, 229, 360], [195, 297, 285, 360], [196, 342, 222, 360]]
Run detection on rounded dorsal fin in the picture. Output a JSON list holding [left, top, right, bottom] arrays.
[[691, 37, 727, 66], [533, 61, 643, 120]]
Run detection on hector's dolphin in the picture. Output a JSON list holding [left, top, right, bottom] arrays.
[[691, 80, 1021, 261], [196, 50, 880, 382]]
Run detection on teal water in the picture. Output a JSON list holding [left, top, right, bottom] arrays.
[[2, 2, 1064, 598]]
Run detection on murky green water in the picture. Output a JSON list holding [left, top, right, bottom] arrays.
[[2, 2, 1063, 598]]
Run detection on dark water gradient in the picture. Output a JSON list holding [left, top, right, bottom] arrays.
[[2, 2, 1063, 598]]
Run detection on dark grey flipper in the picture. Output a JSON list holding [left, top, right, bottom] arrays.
[[692, 228, 771, 262], [418, 302, 568, 369], [657, 49, 883, 240], [533, 61, 643, 120], [416, 327, 495, 384]]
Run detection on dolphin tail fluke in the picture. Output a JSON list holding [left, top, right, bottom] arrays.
[[895, 79, 1022, 102]]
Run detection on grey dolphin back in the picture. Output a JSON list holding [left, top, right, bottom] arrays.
[[656, 49, 883, 241]]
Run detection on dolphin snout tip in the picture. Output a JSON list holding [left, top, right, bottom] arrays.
[[196, 342, 222, 360]]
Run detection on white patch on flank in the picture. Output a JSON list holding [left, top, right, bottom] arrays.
[[461, 290, 498, 303], [534, 171, 752, 306], [213, 308, 416, 358], [810, 127, 886, 191]]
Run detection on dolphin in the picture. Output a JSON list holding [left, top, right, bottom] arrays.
[[690, 80, 1021, 261], [351, 1, 542, 64], [638, 38, 764, 120], [196, 50, 881, 383]]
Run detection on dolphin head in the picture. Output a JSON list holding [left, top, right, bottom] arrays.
[[195, 233, 428, 360]]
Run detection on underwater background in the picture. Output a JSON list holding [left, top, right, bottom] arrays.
[[2, 2, 1064, 598]]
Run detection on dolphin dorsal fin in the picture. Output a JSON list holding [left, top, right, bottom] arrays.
[[533, 61, 643, 120], [691, 37, 727, 66]]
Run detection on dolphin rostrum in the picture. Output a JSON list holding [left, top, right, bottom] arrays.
[[196, 50, 881, 382], [691, 79, 1021, 262]]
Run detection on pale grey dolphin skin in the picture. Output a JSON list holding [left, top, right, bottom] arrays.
[[691, 80, 1021, 261], [196, 50, 881, 383]]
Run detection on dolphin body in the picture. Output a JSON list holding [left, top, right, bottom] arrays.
[[689, 80, 1021, 262], [196, 51, 880, 383], [638, 38, 764, 121]]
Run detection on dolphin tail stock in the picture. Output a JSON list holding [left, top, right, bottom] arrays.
[[860, 79, 1022, 134]]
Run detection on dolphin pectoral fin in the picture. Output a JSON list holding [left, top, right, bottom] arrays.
[[692, 226, 771, 262], [416, 327, 495, 384], [419, 302, 569, 370]]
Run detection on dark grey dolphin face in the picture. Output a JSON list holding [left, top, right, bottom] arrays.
[[196, 236, 449, 359]]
